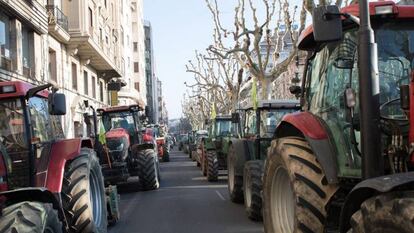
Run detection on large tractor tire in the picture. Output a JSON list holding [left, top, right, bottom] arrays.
[[62, 148, 108, 233], [227, 144, 244, 203], [207, 151, 219, 182], [0, 202, 62, 233], [137, 149, 160, 190], [201, 151, 208, 176], [349, 192, 414, 233], [263, 137, 338, 233], [243, 160, 264, 221], [162, 145, 170, 162]]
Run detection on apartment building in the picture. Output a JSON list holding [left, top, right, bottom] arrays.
[[144, 21, 157, 123], [0, 0, 147, 138]]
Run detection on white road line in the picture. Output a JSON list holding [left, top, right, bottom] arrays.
[[215, 190, 226, 201]]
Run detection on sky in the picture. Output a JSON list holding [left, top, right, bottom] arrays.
[[143, 0, 303, 120]]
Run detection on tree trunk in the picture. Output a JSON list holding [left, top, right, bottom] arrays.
[[261, 78, 272, 100]]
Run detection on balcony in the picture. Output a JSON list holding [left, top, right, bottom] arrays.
[[46, 5, 70, 43]]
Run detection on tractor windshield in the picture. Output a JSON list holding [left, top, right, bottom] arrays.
[[260, 109, 296, 138], [102, 111, 136, 133], [215, 120, 232, 136]]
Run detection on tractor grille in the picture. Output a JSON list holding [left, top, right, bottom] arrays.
[[7, 151, 30, 189], [107, 138, 129, 162]]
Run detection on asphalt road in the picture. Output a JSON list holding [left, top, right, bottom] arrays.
[[108, 148, 264, 233]]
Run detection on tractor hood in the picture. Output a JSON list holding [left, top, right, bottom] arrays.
[[106, 128, 130, 143]]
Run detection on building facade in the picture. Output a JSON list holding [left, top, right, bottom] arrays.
[[0, 0, 146, 138], [144, 21, 157, 123]]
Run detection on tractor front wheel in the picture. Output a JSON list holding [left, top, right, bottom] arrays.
[[0, 202, 62, 233], [62, 148, 108, 233], [227, 144, 244, 203], [207, 151, 219, 182], [263, 137, 338, 233], [349, 192, 414, 233], [137, 149, 160, 190], [243, 160, 264, 221]]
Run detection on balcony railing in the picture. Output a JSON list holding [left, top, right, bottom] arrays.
[[46, 5, 68, 31]]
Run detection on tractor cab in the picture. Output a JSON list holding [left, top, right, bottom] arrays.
[[237, 99, 300, 160], [0, 81, 65, 190], [263, 2, 414, 233]]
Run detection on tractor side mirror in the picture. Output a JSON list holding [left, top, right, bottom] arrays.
[[49, 93, 66, 115], [312, 5, 342, 42], [231, 113, 240, 123]]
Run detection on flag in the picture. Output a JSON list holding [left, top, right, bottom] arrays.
[[98, 121, 106, 145], [211, 102, 216, 119], [252, 76, 258, 110]]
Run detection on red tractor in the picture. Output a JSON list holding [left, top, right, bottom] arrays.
[[262, 1, 414, 232], [0, 81, 107, 232], [96, 105, 160, 191]]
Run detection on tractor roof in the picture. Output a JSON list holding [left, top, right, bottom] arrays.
[[0, 81, 49, 99], [214, 115, 232, 121], [243, 99, 300, 110], [298, 1, 414, 51], [98, 104, 144, 113]]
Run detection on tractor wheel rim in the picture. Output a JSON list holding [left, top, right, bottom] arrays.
[[89, 171, 103, 227], [245, 172, 252, 208], [271, 166, 294, 233]]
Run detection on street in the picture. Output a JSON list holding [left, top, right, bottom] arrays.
[[108, 149, 264, 233]]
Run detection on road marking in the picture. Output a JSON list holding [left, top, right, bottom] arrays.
[[215, 190, 226, 201]]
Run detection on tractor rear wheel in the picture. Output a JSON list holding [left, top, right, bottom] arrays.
[[0, 202, 62, 233], [207, 151, 219, 182], [263, 137, 338, 233], [227, 144, 244, 203], [137, 149, 160, 190], [62, 148, 107, 233], [243, 160, 264, 221], [349, 192, 414, 233]]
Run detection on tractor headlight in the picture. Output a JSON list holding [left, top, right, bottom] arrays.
[[116, 143, 124, 151]]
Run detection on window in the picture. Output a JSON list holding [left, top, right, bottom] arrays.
[[21, 26, 31, 68], [132, 2, 137, 11], [0, 12, 10, 70], [88, 7, 93, 27], [99, 28, 102, 42], [28, 97, 52, 142], [84, 71, 88, 95], [244, 110, 257, 136], [104, 0, 107, 8], [134, 82, 140, 92], [99, 81, 104, 102], [71, 63, 77, 90], [134, 62, 139, 73], [133, 42, 138, 52], [49, 49, 57, 82], [92, 76, 96, 98]]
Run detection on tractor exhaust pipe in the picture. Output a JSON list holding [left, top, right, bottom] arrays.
[[358, 0, 382, 179]]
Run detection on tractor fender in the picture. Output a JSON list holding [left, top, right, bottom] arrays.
[[0, 188, 66, 223], [339, 172, 414, 233], [46, 138, 84, 193], [274, 112, 339, 184], [131, 143, 155, 153], [229, 139, 253, 176]]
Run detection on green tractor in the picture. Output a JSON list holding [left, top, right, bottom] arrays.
[[227, 100, 300, 221], [262, 2, 414, 232], [199, 116, 235, 182]]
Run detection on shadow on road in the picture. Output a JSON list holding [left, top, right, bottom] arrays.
[[108, 149, 264, 233]]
